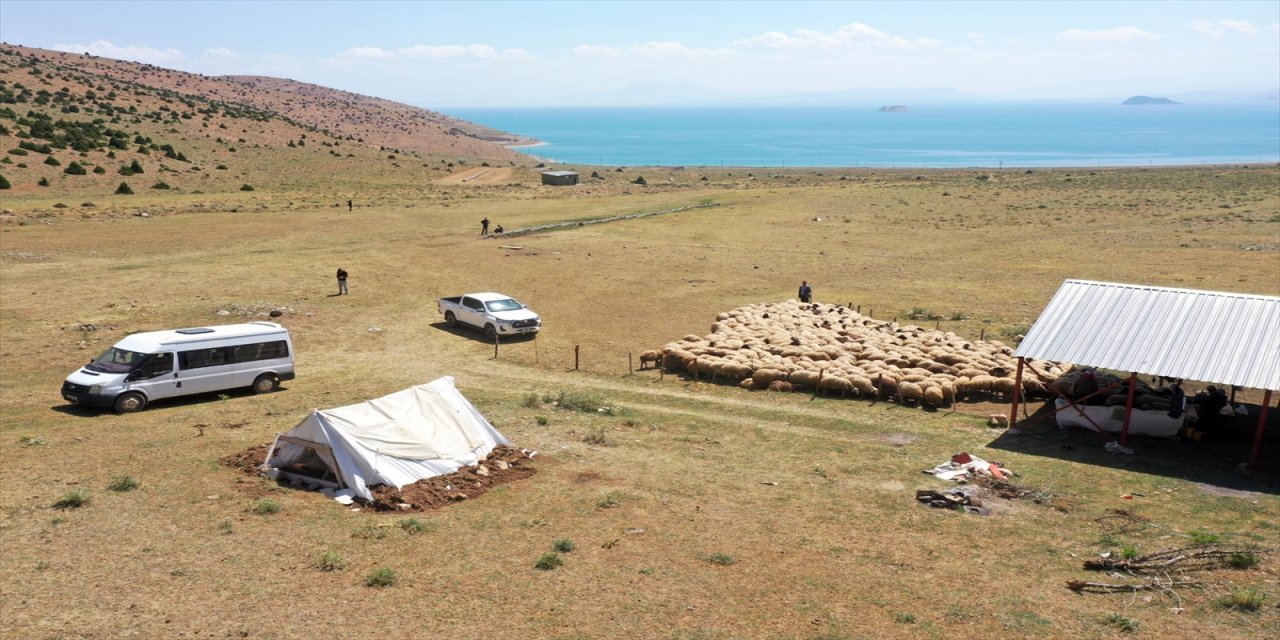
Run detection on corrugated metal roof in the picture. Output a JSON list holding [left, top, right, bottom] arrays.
[[1016, 280, 1280, 391]]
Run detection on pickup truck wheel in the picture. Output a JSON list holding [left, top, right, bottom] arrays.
[[252, 374, 279, 394], [484, 323, 498, 340], [444, 311, 458, 328], [114, 392, 147, 414]]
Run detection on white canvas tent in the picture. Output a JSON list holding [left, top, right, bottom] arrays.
[[265, 377, 510, 500]]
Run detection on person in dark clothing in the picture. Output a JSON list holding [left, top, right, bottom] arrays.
[[347, 199, 353, 211], [493, 224, 504, 234], [481, 218, 490, 235], [798, 281, 812, 303], [336, 268, 348, 295]]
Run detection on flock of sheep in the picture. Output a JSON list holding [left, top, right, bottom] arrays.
[[642, 300, 1067, 408]]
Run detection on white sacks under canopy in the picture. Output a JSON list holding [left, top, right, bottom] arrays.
[[265, 376, 510, 500]]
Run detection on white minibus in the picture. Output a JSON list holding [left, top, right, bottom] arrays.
[[61, 321, 295, 413]]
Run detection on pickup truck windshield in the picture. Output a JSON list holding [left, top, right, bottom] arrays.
[[85, 347, 149, 374], [484, 299, 523, 312]]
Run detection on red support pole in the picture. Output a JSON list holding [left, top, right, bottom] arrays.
[[1120, 372, 1138, 446], [1249, 389, 1272, 472], [1008, 357, 1025, 429]]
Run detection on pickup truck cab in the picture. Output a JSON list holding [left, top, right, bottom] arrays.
[[438, 292, 541, 339]]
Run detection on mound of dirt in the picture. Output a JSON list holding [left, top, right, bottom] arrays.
[[367, 446, 537, 512], [221, 442, 537, 512]]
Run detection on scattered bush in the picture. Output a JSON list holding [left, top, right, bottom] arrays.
[[1229, 551, 1259, 569], [114, 181, 133, 194], [251, 498, 281, 515], [107, 475, 140, 492], [0, 174, 10, 189], [552, 539, 576, 553], [535, 416, 549, 426], [63, 161, 86, 175], [1101, 613, 1139, 633], [43, 155, 61, 166], [37, 177, 49, 187], [632, 176, 647, 185], [398, 518, 430, 535], [352, 524, 387, 540], [534, 552, 563, 571], [583, 426, 613, 446], [1217, 587, 1264, 612], [1188, 530, 1221, 544], [365, 567, 397, 587], [151, 181, 170, 190], [596, 491, 623, 509], [316, 550, 346, 572], [53, 489, 90, 509], [706, 552, 736, 566], [240, 184, 254, 191]]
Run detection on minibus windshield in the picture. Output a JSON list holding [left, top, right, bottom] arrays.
[[85, 347, 149, 374]]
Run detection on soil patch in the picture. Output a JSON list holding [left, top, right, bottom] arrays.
[[221, 443, 537, 512]]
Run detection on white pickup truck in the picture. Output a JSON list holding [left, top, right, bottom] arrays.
[[438, 292, 542, 339]]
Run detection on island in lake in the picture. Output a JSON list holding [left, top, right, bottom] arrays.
[[1122, 96, 1179, 105]]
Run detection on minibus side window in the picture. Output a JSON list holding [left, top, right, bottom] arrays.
[[128, 352, 174, 380], [229, 340, 289, 363], [179, 348, 228, 370]]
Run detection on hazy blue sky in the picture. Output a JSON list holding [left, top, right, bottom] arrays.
[[1, 1, 1276, 107]]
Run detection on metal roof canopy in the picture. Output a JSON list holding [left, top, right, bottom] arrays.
[[1016, 280, 1280, 391]]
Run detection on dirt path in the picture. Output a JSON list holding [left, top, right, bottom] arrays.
[[434, 167, 512, 184]]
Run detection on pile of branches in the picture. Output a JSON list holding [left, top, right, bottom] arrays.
[[1067, 543, 1267, 594]]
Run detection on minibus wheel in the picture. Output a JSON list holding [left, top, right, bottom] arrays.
[[252, 374, 279, 394], [114, 392, 147, 413]]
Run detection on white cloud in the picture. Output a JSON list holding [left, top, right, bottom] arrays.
[[331, 44, 529, 63], [573, 44, 623, 58], [201, 48, 240, 60], [51, 40, 185, 65], [915, 37, 945, 47], [1058, 27, 1158, 43], [1190, 18, 1259, 39], [737, 22, 914, 49]]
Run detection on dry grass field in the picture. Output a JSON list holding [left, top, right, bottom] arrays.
[[2, 160, 1279, 639]]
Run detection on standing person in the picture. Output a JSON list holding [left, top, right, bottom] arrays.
[[336, 267, 349, 295], [481, 217, 490, 235], [347, 199, 353, 211], [798, 280, 812, 303]]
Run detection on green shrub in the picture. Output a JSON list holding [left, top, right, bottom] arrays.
[[1217, 587, 1264, 612], [151, 181, 170, 190], [706, 552, 736, 566], [535, 415, 549, 426], [114, 181, 133, 194], [316, 550, 346, 572], [1188, 530, 1221, 544], [1101, 613, 1139, 633], [8, 148, 29, 156], [398, 518, 431, 535], [552, 539, 576, 553], [240, 184, 254, 191], [63, 161, 86, 175], [53, 489, 90, 509], [37, 177, 49, 187], [352, 524, 387, 540], [43, 155, 61, 166], [632, 176, 647, 185], [0, 174, 8, 189], [365, 567, 397, 587], [596, 490, 623, 509], [129, 159, 143, 173], [107, 475, 140, 492], [522, 392, 540, 408], [1229, 551, 1259, 569], [251, 498, 281, 515], [534, 552, 563, 570], [583, 426, 613, 446]]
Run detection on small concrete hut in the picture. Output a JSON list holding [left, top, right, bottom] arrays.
[[1010, 279, 1280, 470], [540, 170, 579, 186]]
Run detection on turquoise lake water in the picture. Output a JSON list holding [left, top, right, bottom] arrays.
[[447, 104, 1280, 169]]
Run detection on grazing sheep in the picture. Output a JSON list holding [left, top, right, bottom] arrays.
[[789, 370, 821, 389], [639, 350, 662, 369], [818, 375, 854, 397], [767, 380, 794, 392], [897, 381, 925, 405], [922, 385, 945, 407]]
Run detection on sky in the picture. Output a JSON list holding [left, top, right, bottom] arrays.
[[1, 1, 1277, 108]]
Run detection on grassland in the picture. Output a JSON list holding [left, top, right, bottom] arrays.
[[2, 159, 1278, 639]]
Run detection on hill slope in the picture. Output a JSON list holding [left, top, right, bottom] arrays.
[[0, 43, 532, 196]]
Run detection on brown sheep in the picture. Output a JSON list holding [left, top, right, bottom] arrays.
[[767, 380, 794, 392], [897, 381, 925, 405], [639, 350, 662, 369]]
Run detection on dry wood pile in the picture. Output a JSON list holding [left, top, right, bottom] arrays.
[[649, 300, 1066, 408]]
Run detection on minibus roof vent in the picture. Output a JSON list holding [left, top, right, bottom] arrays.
[[175, 327, 215, 335]]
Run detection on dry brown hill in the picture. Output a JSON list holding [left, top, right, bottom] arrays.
[[0, 43, 529, 169]]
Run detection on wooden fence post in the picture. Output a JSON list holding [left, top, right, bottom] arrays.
[[574, 345, 579, 371], [628, 352, 633, 374]]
